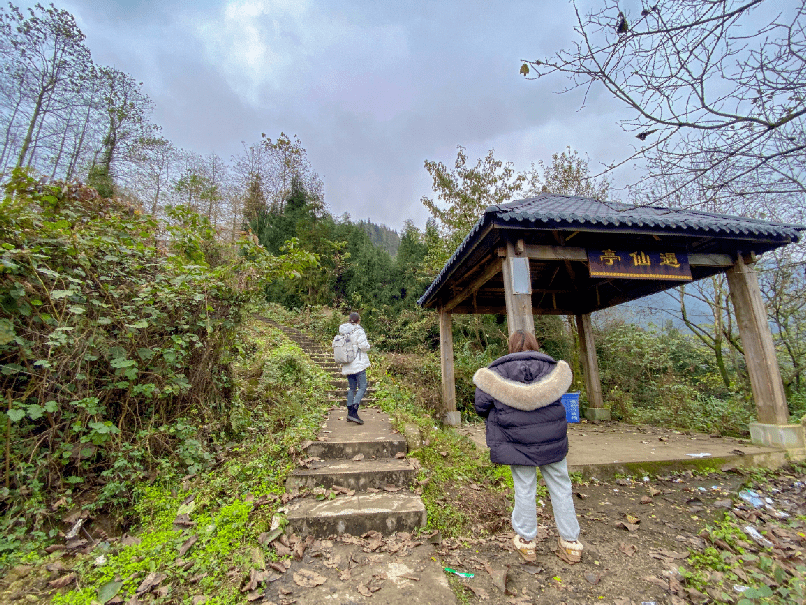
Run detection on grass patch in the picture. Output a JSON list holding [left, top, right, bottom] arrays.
[[37, 314, 332, 604]]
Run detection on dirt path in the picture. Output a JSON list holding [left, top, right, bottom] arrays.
[[222, 464, 803, 605]]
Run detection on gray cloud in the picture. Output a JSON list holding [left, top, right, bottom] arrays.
[[48, 0, 637, 231]]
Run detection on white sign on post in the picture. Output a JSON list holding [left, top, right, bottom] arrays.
[[509, 256, 531, 295]]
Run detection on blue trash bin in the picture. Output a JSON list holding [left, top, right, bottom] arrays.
[[560, 392, 580, 423]]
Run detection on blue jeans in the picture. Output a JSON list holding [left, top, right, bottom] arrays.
[[347, 370, 367, 408]]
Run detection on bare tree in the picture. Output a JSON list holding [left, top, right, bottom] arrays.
[[0, 3, 92, 174], [522, 0, 806, 209], [232, 132, 325, 218]]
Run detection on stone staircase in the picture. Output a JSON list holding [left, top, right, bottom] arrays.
[[266, 320, 427, 537], [272, 322, 379, 406]]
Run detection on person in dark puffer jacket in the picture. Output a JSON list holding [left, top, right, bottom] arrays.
[[474, 329, 583, 564]]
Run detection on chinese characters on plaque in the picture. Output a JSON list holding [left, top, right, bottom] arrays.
[[588, 249, 692, 280]]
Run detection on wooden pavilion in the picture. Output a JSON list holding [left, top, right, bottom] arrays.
[[417, 194, 806, 452]]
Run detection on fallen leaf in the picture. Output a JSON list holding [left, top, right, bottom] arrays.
[[643, 575, 669, 590], [120, 535, 141, 547], [618, 521, 640, 532], [469, 585, 489, 600], [259, 527, 283, 546], [649, 548, 688, 560], [98, 580, 123, 603], [640, 496, 653, 505], [584, 572, 601, 585], [178, 535, 197, 557], [48, 573, 76, 588], [243, 569, 271, 592], [484, 563, 507, 592], [395, 452, 406, 459], [136, 572, 166, 594], [357, 584, 372, 597], [274, 542, 293, 557], [65, 538, 88, 551], [292, 569, 327, 587], [352, 453, 365, 461], [173, 513, 195, 529], [619, 542, 637, 557]]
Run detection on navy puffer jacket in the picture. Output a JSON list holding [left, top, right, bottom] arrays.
[[473, 351, 572, 467]]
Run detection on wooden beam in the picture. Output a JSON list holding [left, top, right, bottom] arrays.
[[450, 304, 576, 315], [689, 253, 733, 267], [523, 244, 587, 261], [445, 258, 502, 312], [502, 241, 535, 336], [449, 305, 508, 315], [726, 256, 789, 424], [575, 314, 604, 410], [438, 307, 457, 416]]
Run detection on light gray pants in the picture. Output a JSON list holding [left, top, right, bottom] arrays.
[[511, 458, 580, 542]]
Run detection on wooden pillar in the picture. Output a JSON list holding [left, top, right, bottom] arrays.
[[438, 306, 460, 425], [502, 240, 535, 337], [726, 256, 789, 425], [575, 313, 608, 421]]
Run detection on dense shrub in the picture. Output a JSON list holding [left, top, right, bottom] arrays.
[[0, 172, 315, 502]]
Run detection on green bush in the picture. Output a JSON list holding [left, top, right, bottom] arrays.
[[0, 172, 315, 505]]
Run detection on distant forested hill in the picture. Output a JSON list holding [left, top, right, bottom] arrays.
[[358, 220, 400, 256]]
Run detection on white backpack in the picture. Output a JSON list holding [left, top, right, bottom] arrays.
[[332, 332, 357, 364]]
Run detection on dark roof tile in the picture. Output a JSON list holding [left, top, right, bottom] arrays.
[[418, 193, 805, 307]]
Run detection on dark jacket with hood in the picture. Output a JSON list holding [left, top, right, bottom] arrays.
[[473, 351, 572, 467]]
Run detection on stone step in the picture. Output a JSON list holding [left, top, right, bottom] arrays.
[[305, 434, 405, 460], [329, 380, 378, 389], [287, 458, 417, 491], [326, 398, 378, 405], [304, 408, 406, 460], [326, 388, 378, 395], [285, 492, 426, 537]]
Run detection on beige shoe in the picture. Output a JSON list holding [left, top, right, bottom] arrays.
[[556, 537, 583, 564], [513, 535, 536, 563]]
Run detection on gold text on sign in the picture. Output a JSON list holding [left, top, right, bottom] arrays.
[[659, 252, 681, 268], [599, 250, 621, 265], [630, 251, 651, 266]]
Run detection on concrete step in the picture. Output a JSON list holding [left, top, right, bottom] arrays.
[[326, 388, 378, 396], [329, 380, 378, 390], [304, 408, 406, 460], [285, 491, 426, 537], [287, 458, 417, 491], [326, 397, 378, 405]]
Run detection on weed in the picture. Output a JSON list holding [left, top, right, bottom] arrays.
[[46, 318, 330, 604]]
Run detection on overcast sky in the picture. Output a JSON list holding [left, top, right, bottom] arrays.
[[50, 0, 641, 232]]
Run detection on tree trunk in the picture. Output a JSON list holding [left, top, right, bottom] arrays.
[[15, 86, 48, 169]]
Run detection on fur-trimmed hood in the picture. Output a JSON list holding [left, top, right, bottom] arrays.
[[473, 360, 572, 411]]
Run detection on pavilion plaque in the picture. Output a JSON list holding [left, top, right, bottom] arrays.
[[588, 249, 692, 280]]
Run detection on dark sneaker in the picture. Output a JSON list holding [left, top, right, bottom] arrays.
[[346, 413, 364, 425]]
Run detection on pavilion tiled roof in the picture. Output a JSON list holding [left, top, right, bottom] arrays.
[[417, 193, 805, 307]]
